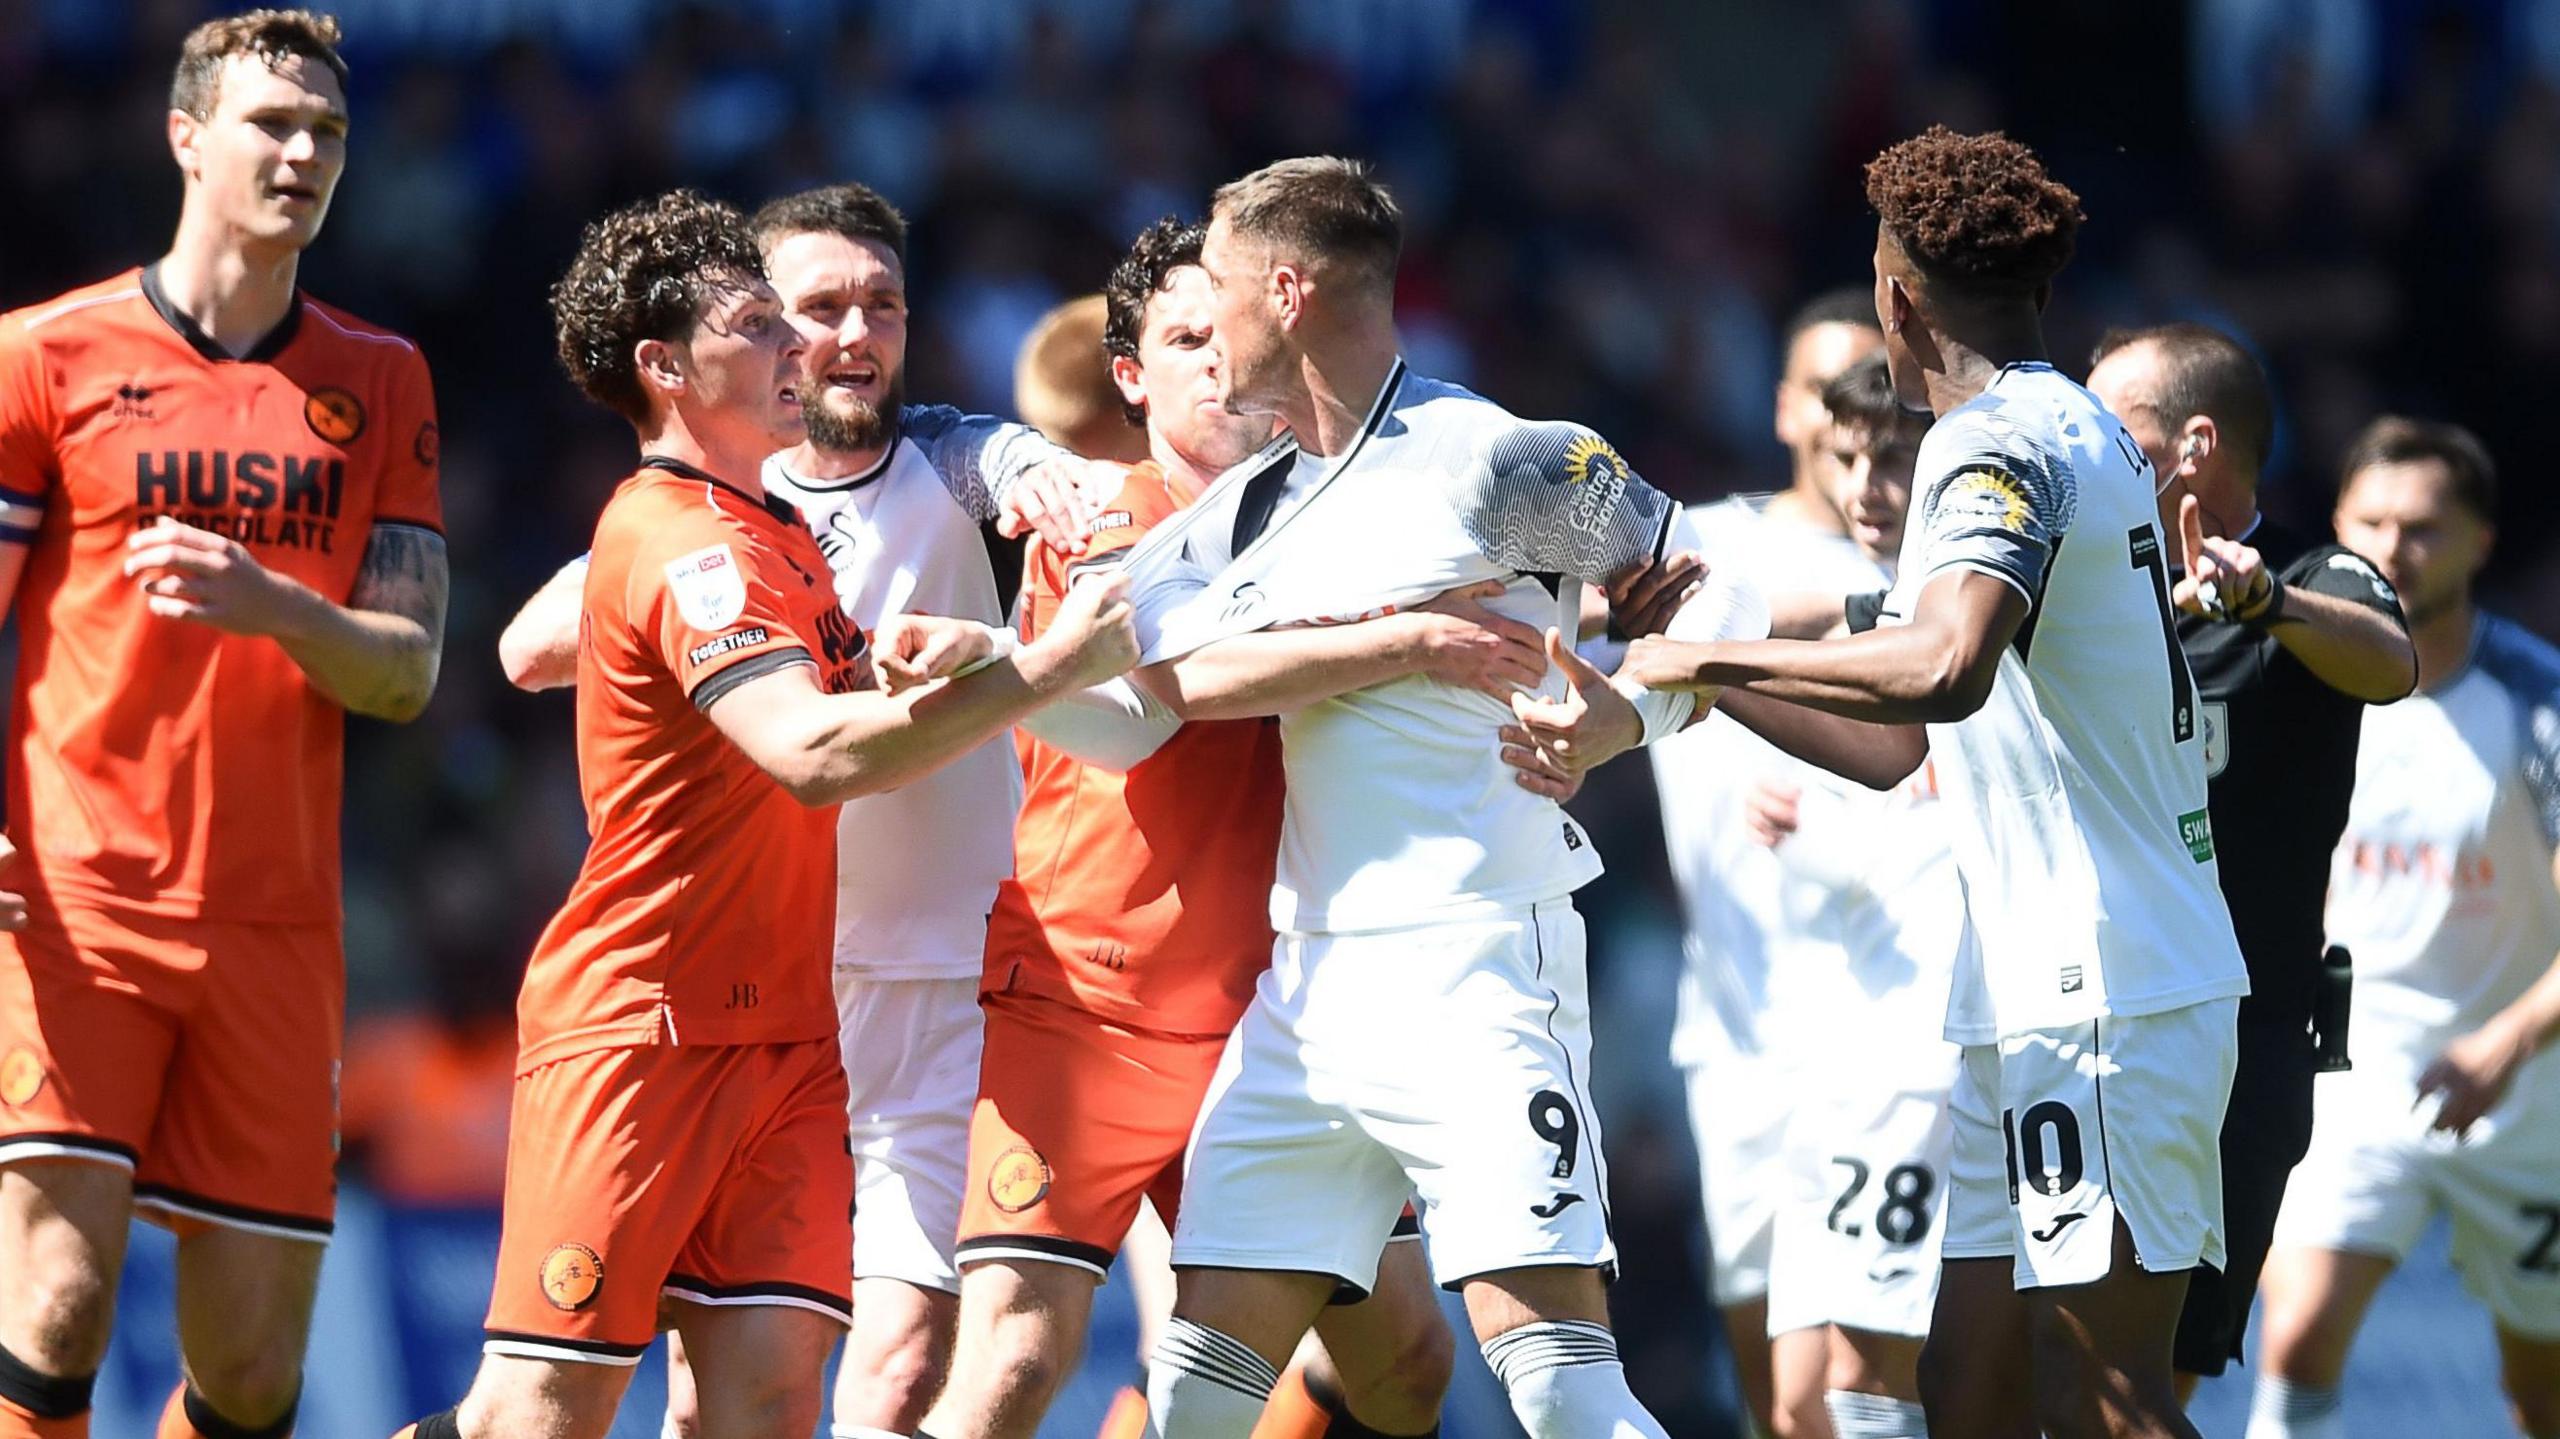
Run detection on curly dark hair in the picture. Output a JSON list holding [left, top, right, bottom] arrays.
[[1864, 126, 2084, 302], [1100, 217, 1206, 426], [550, 190, 765, 427]]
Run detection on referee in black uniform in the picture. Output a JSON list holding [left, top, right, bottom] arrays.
[[2087, 323, 2418, 1400]]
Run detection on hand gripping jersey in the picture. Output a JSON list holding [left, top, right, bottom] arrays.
[[984, 462, 1286, 1037], [1876, 363, 2247, 1044], [0, 266, 442, 923], [1650, 493, 1893, 1066], [1126, 360, 1678, 933], [514, 458, 870, 1069], [2325, 613, 2560, 1081], [763, 406, 1039, 981]]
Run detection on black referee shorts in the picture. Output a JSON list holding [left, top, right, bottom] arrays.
[[2174, 1009, 2318, 1377]]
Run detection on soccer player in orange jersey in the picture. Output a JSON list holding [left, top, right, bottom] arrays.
[[388, 191, 1138, 1439], [920, 218, 1633, 1439], [0, 13, 448, 1439]]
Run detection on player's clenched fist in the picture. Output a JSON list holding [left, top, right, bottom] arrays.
[[122, 515, 299, 635], [1025, 570, 1139, 691], [1407, 580, 1549, 698], [874, 613, 999, 694]]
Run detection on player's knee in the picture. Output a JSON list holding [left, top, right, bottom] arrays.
[[460, 1381, 616, 1439], [978, 1310, 1074, 1409], [11, 1248, 117, 1371], [846, 1318, 948, 1409], [1337, 1319, 1454, 1427], [181, 1349, 305, 1432]]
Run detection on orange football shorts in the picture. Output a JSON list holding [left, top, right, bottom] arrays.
[[0, 893, 341, 1239], [482, 1037, 854, 1364], [954, 988, 1230, 1277]]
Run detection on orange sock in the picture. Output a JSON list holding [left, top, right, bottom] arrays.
[[0, 1396, 86, 1439], [1249, 1368, 1331, 1439], [1096, 1385, 1150, 1439]]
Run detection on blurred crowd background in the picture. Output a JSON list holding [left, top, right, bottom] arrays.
[[6, 0, 2560, 1432]]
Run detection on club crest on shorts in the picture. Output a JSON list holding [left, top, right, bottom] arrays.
[[987, 1145, 1052, 1213], [664, 544, 747, 631], [0, 1046, 43, 1106], [539, 1242, 604, 1311]]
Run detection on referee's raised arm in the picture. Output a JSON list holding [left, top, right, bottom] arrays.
[[2086, 322, 2414, 1400]]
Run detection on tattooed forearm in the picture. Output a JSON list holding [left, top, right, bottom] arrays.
[[275, 523, 449, 722]]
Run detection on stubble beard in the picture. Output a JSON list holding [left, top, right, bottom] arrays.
[[804, 369, 907, 457]]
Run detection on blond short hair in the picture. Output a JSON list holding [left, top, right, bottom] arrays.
[[1014, 295, 1129, 450]]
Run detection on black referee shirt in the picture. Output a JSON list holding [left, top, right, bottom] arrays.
[[2179, 518, 2407, 1033]]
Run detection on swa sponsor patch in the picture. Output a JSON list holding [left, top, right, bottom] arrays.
[[665, 544, 747, 631]]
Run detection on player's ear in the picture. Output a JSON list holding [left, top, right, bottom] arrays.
[[167, 109, 201, 178], [1109, 353, 1147, 412], [632, 337, 686, 401], [1271, 262, 1305, 331], [2180, 417, 2217, 475]]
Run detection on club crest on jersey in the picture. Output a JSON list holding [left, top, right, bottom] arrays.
[[112, 383, 156, 422], [0, 1046, 43, 1106], [303, 387, 365, 446], [665, 544, 747, 631], [987, 1145, 1052, 1214], [538, 1242, 604, 1311], [1947, 469, 2033, 536]]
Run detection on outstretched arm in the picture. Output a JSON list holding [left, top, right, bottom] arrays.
[[1130, 583, 1547, 722], [124, 517, 449, 722], [2174, 498, 2414, 703]]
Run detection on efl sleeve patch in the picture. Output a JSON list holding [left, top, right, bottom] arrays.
[[663, 544, 746, 631]]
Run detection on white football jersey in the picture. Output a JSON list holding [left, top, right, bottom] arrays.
[[764, 406, 1036, 979], [1131, 360, 1706, 933], [1878, 363, 2247, 1043], [1650, 495, 1892, 1067], [2325, 614, 2560, 1080]]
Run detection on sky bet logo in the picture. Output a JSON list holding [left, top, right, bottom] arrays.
[[134, 450, 344, 552]]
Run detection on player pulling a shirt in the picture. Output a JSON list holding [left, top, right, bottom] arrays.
[[393, 190, 1136, 1439], [1542, 127, 2250, 1439]]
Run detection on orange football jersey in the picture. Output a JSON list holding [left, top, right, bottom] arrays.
[[0, 266, 442, 924], [983, 462, 1286, 1037], [513, 458, 870, 1069]]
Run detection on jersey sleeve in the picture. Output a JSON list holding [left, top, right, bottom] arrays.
[[2284, 543, 2407, 625], [624, 509, 828, 710], [2477, 619, 2560, 849], [374, 346, 444, 534], [1448, 421, 1676, 581], [899, 404, 1074, 523], [1907, 414, 2074, 607], [1019, 464, 1175, 636], [0, 315, 57, 541]]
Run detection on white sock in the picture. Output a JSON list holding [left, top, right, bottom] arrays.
[[1145, 1317, 1279, 1438], [1825, 1388, 1927, 1438], [1480, 1320, 1670, 1439], [2245, 1376, 2344, 1439]]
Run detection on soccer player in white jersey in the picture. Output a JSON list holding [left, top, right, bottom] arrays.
[[1647, 289, 1879, 1439], [2248, 418, 2560, 1439], [1571, 128, 2247, 1439], [494, 183, 1099, 1439], [1105, 157, 1761, 1439], [1736, 354, 1964, 1439]]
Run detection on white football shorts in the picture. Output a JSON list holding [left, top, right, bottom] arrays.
[[1681, 1051, 1790, 1307], [835, 971, 984, 1295], [1172, 900, 1615, 1296], [1767, 1080, 1954, 1339], [2272, 1054, 2560, 1339], [1942, 998, 2237, 1290]]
